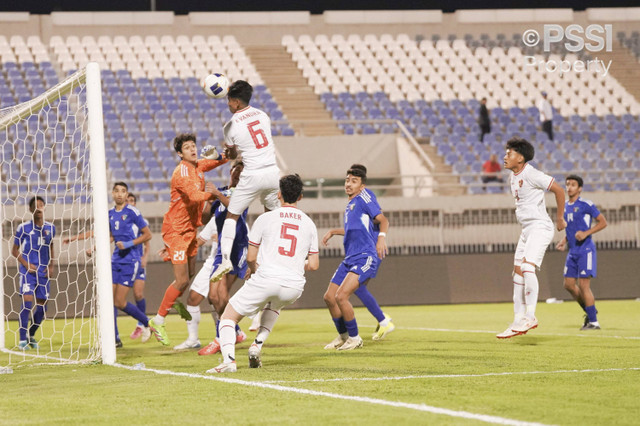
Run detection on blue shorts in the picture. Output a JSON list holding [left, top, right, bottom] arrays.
[[20, 273, 50, 300], [135, 267, 146, 282], [331, 254, 379, 286], [112, 261, 139, 287], [564, 248, 597, 278], [211, 247, 248, 279]]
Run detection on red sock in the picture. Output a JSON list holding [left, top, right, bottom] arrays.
[[158, 285, 181, 317]]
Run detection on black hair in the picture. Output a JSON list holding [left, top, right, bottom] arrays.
[[566, 174, 583, 188], [227, 80, 253, 105], [347, 165, 367, 184], [174, 133, 197, 154], [127, 193, 137, 202], [113, 181, 128, 191], [279, 174, 303, 204], [505, 137, 535, 163], [29, 196, 45, 211]]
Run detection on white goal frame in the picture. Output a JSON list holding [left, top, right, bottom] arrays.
[[0, 62, 116, 364]]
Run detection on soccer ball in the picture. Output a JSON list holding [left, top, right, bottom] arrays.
[[202, 73, 230, 99]]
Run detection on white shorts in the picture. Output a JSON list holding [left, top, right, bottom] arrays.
[[227, 166, 280, 215], [190, 252, 216, 297], [229, 276, 302, 317], [514, 223, 554, 268]]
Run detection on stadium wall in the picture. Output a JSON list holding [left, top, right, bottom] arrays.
[[3, 249, 639, 319]]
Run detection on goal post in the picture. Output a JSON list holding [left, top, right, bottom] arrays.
[[0, 62, 115, 366]]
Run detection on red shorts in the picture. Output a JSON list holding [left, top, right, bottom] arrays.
[[162, 231, 198, 265]]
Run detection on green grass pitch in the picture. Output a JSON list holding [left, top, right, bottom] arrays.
[[2, 301, 639, 425]]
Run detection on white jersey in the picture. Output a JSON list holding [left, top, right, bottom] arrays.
[[197, 216, 218, 243], [538, 99, 552, 122], [223, 105, 276, 174], [509, 163, 554, 227], [248, 206, 319, 291]]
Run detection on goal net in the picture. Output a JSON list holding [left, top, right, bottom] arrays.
[[0, 62, 115, 369]]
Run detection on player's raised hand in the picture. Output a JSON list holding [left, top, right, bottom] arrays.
[[205, 182, 218, 196], [201, 145, 221, 160]]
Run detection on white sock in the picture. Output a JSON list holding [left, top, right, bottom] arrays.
[[219, 318, 237, 364], [379, 316, 390, 327], [513, 273, 525, 320], [220, 218, 237, 260], [153, 314, 165, 325], [521, 263, 539, 320], [186, 305, 200, 342], [254, 308, 280, 351]]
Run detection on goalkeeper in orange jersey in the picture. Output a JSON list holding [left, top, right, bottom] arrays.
[[148, 133, 227, 346]]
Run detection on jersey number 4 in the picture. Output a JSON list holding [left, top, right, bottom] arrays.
[[247, 120, 269, 149], [278, 223, 298, 257]]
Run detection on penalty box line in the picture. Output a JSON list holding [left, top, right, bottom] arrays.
[[113, 362, 552, 426], [262, 366, 640, 384], [381, 326, 640, 341]]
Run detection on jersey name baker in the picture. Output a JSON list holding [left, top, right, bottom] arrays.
[[280, 211, 302, 220]]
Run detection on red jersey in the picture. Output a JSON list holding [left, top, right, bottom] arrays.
[[483, 160, 502, 174], [162, 158, 227, 236]]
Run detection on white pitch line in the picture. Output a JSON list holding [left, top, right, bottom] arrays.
[[381, 326, 640, 340], [113, 363, 553, 426], [262, 367, 640, 384]]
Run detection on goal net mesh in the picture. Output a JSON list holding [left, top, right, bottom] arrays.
[[1, 67, 103, 368]]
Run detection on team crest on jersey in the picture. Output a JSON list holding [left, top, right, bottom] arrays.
[[44, 230, 50, 236], [349, 204, 355, 210], [574, 207, 579, 212], [518, 180, 523, 187], [122, 215, 127, 221]]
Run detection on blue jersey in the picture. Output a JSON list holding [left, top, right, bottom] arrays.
[[109, 204, 148, 264], [564, 197, 601, 252], [133, 217, 149, 259], [211, 186, 249, 252], [343, 189, 382, 259], [14, 220, 56, 278]]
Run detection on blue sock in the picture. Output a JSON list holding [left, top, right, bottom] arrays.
[[332, 317, 347, 334], [29, 304, 45, 337], [215, 318, 220, 338], [122, 302, 149, 327], [136, 298, 146, 326], [354, 285, 385, 322], [344, 318, 359, 337], [114, 306, 120, 341], [19, 300, 33, 341], [235, 323, 241, 334], [585, 305, 598, 323]]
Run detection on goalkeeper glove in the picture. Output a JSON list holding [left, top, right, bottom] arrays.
[[201, 145, 221, 160]]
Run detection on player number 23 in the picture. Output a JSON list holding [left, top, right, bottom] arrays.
[[173, 250, 185, 262], [247, 120, 269, 149], [278, 223, 298, 257]]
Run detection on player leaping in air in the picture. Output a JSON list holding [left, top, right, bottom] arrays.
[[149, 133, 227, 346], [210, 80, 281, 283]]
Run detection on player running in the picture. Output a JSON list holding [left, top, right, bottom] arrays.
[[149, 133, 227, 346], [109, 182, 153, 347], [210, 80, 281, 283], [555, 175, 607, 330], [496, 137, 566, 339], [172, 161, 249, 351], [207, 174, 319, 373], [12, 196, 56, 350], [322, 165, 390, 351]]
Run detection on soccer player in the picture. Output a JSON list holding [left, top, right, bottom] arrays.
[[207, 174, 319, 373], [555, 175, 607, 330], [126, 193, 152, 340], [322, 165, 390, 351], [496, 137, 566, 339], [109, 182, 153, 346], [210, 80, 280, 283], [149, 133, 227, 346], [12, 196, 56, 350], [173, 161, 248, 351]]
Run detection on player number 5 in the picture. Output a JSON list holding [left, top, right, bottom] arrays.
[[278, 223, 298, 257], [247, 120, 269, 149]]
